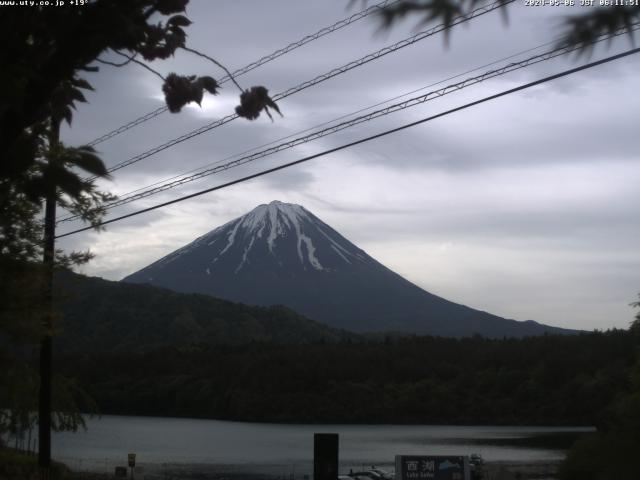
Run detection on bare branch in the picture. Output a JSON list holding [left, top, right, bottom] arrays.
[[95, 58, 125, 67], [181, 46, 244, 93], [103, 51, 167, 81], [95, 51, 138, 68], [111, 50, 139, 67]]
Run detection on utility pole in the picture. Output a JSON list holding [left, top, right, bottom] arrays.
[[39, 118, 59, 480]]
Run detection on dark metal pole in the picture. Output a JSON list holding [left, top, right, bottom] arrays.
[[39, 119, 59, 480]]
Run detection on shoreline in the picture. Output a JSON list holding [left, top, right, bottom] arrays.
[[483, 460, 561, 480], [0, 448, 564, 480], [66, 459, 563, 480]]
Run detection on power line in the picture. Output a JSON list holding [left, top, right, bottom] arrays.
[[58, 24, 634, 225], [56, 46, 640, 239], [60, 0, 521, 225], [91, 37, 562, 200], [85, 106, 168, 147], [84, 0, 400, 148], [96, 0, 513, 176]]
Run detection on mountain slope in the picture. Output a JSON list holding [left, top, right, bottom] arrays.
[[123, 201, 573, 337], [53, 270, 356, 353]]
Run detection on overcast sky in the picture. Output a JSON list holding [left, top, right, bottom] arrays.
[[57, 1, 640, 331]]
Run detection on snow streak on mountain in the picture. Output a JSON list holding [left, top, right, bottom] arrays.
[[123, 201, 571, 337], [147, 200, 370, 276]]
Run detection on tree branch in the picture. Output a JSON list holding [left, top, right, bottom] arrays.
[[180, 46, 244, 93], [114, 51, 166, 81], [95, 52, 165, 81], [95, 51, 138, 68], [94, 58, 123, 67], [112, 50, 139, 66]]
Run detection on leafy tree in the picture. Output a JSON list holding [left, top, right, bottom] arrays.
[[0, 140, 110, 450], [0, 0, 280, 188], [378, 0, 639, 52], [629, 294, 640, 337], [556, 299, 640, 480], [0, 0, 279, 464]]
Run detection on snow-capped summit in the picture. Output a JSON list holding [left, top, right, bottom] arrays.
[[123, 201, 571, 337], [145, 200, 369, 277]]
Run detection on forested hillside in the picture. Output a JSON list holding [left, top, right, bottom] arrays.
[[58, 330, 636, 426], [53, 271, 356, 352]]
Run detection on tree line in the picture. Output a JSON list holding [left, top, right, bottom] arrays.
[[57, 330, 636, 426]]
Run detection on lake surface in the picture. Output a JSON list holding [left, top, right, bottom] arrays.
[[52, 415, 592, 476]]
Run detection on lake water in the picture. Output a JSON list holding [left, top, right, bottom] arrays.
[[51, 415, 592, 476]]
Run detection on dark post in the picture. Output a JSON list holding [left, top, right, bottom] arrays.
[[128, 453, 136, 480], [314, 433, 339, 480], [38, 119, 59, 480]]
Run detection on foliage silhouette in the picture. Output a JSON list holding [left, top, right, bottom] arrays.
[[378, 0, 638, 53], [559, 301, 640, 480]]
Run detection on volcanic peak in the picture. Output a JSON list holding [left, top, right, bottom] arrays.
[[154, 200, 364, 275]]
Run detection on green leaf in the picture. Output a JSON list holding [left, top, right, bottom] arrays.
[[42, 163, 84, 199], [199, 76, 218, 95], [67, 149, 109, 178], [69, 88, 87, 104], [235, 86, 283, 121], [155, 0, 188, 15], [60, 106, 73, 126], [162, 73, 210, 113], [71, 77, 94, 91]]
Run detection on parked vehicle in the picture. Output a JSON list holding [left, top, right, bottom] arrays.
[[369, 467, 393, 480], [347, 466, 393, 480]]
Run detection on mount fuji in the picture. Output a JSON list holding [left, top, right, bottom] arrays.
[[123, 201, 571, 337]]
